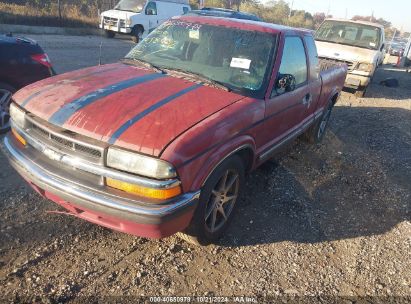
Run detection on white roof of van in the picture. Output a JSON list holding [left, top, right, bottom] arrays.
[[325, 18, 384, 29]]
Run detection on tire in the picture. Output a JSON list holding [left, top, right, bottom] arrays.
[[104, 30, 115, 38], [304, 100, 334, 144], [354, 87, 367, 98], [0, 82, 16, 134], [131, 26, 144, 43], [178, 155, 245, 246]]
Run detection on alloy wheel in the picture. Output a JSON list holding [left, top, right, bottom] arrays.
[[204, 169, 240, 233]]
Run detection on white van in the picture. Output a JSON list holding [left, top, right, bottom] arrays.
[[315, 18, 385, 97], [100, 0, 191, 43]]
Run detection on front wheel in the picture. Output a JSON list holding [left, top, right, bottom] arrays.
[[131, 26, 144, 43], [178, 155, 245, 245], [0, 83, 15, 134], [104, 30, 115, 38]]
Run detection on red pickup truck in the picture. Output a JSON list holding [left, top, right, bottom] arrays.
[[2, 16, 347, 245]]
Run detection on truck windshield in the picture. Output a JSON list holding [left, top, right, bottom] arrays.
[[316, 21, 381, 50], [125, 20, 277, 98], [114, 0, 145, 13]]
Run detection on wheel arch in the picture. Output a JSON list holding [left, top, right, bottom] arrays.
[[195, 137, 256, 189], [132, 24, 145, 34]]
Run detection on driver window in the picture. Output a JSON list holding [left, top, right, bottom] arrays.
[[145, 2, 157, 15], [272, 36, 307, 97]]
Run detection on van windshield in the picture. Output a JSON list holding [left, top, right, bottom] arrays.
[[114, 0, 145, 13], [125, 20, 277, 98], [316, 20, 381, 50]]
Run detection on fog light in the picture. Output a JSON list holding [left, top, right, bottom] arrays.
[[106, 178, 181, 200], [11, 128, 26, 146]]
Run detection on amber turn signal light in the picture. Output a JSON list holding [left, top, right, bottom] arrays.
[[106, 178, 181, 200], [11, 128, 26, 146]]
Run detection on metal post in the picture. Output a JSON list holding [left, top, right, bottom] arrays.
[[58, 0, 62, 26], [403, 34, 411, 66]]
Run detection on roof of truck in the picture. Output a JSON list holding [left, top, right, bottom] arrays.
[[325, 18, 385, 29], [175, 15, 312, 36]]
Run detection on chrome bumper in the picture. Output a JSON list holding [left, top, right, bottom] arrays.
[[345, 73, 372, 89], [1, 135, 200, 225]]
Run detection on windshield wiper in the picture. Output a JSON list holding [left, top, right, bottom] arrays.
[[164, 68, 231, 92], [121, 58, 166, 74]]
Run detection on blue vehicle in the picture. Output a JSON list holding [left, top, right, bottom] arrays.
[[188, 7, 261, 22]]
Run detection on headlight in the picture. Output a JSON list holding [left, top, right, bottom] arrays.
[[9, 103, 26, 129], [357, 63, 373, 72], [126, 18, 132, 26], [107, 147, 177, 179]]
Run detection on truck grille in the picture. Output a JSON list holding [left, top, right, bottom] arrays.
[[27, 118, 105, 164], [103, 16, 118, 27], [319, 57, 357, 72]]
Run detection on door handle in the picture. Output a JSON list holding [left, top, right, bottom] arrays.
[[302, 93, 312, 107]]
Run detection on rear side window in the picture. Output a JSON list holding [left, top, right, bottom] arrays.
[[278, 36, 308, 86], [304, 35, 319, 79]]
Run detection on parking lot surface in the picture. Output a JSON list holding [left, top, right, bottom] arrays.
[[0, 34, 410, 302]]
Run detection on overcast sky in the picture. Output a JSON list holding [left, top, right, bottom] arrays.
[[260, 0, 411, 32]]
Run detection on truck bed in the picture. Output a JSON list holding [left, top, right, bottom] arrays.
[[318, 60, 348, 107]]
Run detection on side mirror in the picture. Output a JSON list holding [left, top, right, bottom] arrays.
[[276, 74, 296, 94]]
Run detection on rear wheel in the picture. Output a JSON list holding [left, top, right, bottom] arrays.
[[0, 83, 15, 134], [104, 30, 115, 38], [304, 100, 334, 144], [178, 156, 245, 246]]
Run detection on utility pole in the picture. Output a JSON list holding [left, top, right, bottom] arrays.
[[390, 29, 397, 45], [326, 0, 330, 17], [58, 0, 62, 26], [289, 0, 294, 19]]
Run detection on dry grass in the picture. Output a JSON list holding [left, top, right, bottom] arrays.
[[0, 2, 99, 28]]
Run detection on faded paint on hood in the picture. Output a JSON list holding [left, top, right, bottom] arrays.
[[316, 40, 381, 64], [13, 63, 245, 157]]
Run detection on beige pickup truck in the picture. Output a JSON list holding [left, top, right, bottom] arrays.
[[315, 18, 386, 97]]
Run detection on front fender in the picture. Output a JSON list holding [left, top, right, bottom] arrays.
[[160, 97, 265, 192], [190, 135, 256, 190]]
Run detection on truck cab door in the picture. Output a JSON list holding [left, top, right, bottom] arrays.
[[145, 1, 158, 32], [259, 35, 312, 161], [302, 35, 322, 121]]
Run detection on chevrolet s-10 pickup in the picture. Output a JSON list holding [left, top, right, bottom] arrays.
[[2, 15, 347, 245]]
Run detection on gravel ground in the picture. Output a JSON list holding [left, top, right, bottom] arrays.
[[0, 36, 410, 303]]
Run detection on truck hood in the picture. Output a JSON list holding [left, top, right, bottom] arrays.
[[316, 40, 379, 64], [13, 63, 245, 156], [101, 9, 137, 20]]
